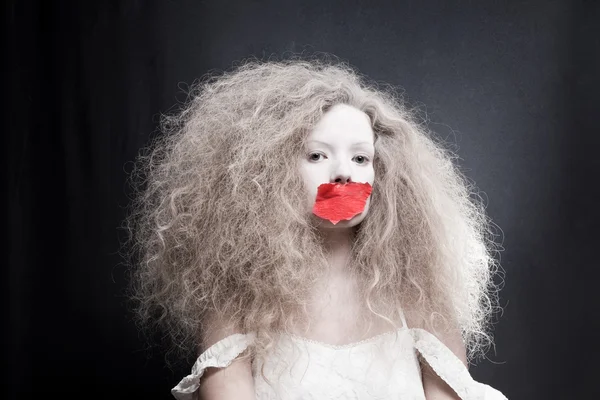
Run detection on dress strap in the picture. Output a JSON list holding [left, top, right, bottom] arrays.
[[399, 307, 408, 329], [409, 329, 508, 400], [171, 332, 256, 400]]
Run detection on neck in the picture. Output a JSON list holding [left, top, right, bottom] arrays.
[[318, 227, 355, 273]]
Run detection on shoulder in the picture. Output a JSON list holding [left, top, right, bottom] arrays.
[[172, 332, 256, 400], [201, 313, 247, 350], [404, 309, 467, 367]]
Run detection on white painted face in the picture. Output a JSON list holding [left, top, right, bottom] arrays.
[[299, 104, 376, 228]]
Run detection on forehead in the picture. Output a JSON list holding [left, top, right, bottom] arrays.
[[308, 104, 374, 144]]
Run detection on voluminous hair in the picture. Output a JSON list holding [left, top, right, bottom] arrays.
[[124, 56, 502, 365]]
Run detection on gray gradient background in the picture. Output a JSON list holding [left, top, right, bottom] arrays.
[[7, 0, 599, 398]]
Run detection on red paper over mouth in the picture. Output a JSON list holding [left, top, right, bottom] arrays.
[[312, 182, 373, 225]]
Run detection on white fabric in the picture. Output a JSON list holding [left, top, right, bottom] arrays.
[[171, 332, 256, 400], [172, 328, 507, 400]]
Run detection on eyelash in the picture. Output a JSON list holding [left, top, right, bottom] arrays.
[[307, 152, 371, 164]]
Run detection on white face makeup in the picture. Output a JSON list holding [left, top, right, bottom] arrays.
[[299, 104, 376, 228]]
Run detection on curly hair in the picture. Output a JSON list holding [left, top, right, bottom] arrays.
[[124, 56, 503, 365]]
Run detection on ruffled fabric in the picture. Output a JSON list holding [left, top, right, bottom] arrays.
[[410, 328, 508, 400], [171, 332, 256, 400], [171, 329, 508, 400]]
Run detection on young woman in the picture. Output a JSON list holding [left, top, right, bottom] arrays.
[[126, 58, 508, 399]]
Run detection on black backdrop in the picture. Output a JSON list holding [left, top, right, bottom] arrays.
[[6, 0, 599, 399]]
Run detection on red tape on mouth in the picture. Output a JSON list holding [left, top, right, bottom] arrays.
[[312, 182, 373, 225]]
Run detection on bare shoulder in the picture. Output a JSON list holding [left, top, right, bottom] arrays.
[[404, 308, 467, 367], [200, 312, 244, 350]]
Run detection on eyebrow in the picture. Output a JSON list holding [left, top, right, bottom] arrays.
[[307, 140, 374, 149]]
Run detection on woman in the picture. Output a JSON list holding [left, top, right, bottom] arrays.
[[126, 57, 507, 399]]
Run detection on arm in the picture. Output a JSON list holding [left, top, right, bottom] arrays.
[[197, 315, 256, 400], [406, 311, 468, 400]]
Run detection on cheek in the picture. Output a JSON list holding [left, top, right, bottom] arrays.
[[299, 169, 318, 203], [300, 165, 325, 192], [306, 183, 318, 203], [363, 196, 372, 214], [367, 167, 375, 184], [355, 166, 375, 185]]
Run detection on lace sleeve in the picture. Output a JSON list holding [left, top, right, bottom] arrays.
[[171, 332, 256, 400], [410, 328, 508, 400]]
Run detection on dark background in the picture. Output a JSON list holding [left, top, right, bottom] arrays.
[[6, 0, 599, 399]]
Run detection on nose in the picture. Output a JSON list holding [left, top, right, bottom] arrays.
[[333, 174, 352, 183], [331, 160, 352, 184]]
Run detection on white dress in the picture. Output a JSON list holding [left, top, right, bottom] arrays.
[[171, 312, 508, 400]]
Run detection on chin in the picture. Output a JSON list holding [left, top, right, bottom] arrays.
[[316, 213, 367, 229]]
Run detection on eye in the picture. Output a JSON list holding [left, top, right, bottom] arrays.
[[353, 155, 370, 164], [308, 152, 327, 162]]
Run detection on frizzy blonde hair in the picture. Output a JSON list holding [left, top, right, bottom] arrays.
[[124, 56, 503, 365]]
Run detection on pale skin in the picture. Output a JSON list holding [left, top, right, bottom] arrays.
[[199, 104, 467, 399]]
